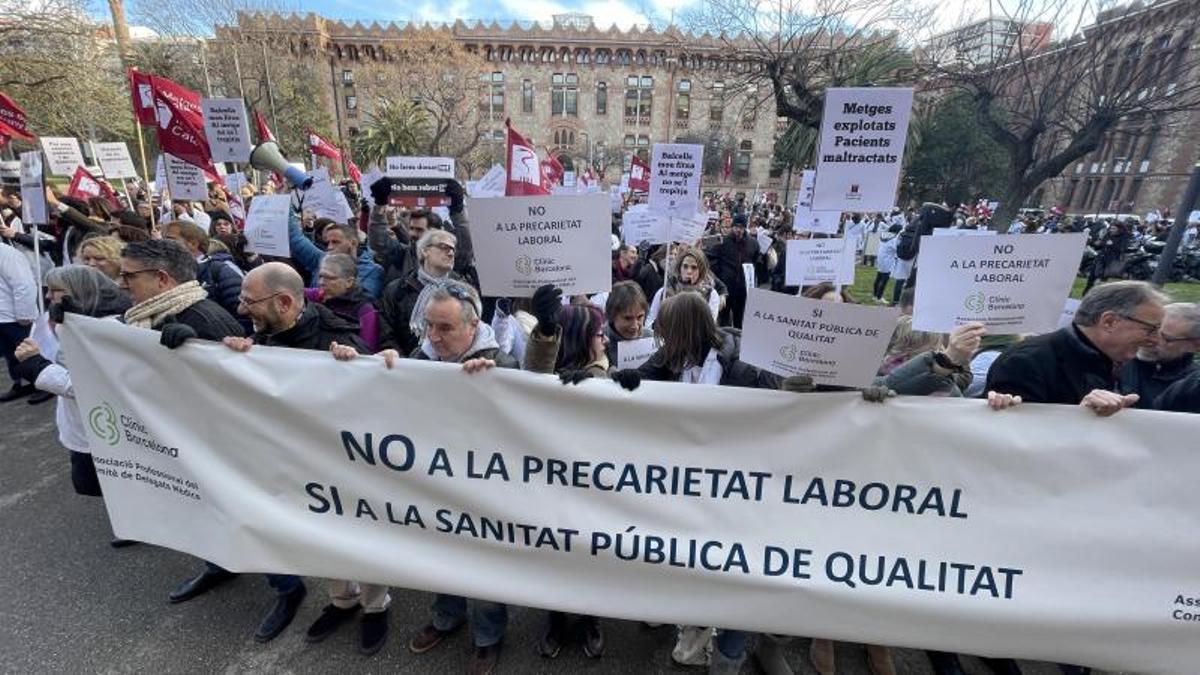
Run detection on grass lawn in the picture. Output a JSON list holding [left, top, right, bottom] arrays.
[[848, 265, 1200, 304]]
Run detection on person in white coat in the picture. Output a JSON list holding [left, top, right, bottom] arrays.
[[0, 241, 40, 402], [15, 267, 133, 544], [647, 246, 721, 328]]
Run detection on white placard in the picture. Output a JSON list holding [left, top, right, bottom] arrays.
[[243, 194, 291, 256], [297, 167, 341, 220], [39, 137, 84, 176], [912, 232, 1087, 333], [224, 172, 248, 197], [756, 230, 773, 252], [152, 155, 166, 195], [812, 88, 914, 212], [201, 98, 252, 163], [165, 154, 208, 201], [466, 193, 612, 297], [610, 186, 624, 213], [784, 238, 857, 287], [932, 228, 998, 237], [670, 212, 709, 244], [19, 151, 47, 225], [94, 142, 138, 179], [359, 167, 385, 201], [648, 143, 703, 217], [1057, 298, 1082, 331], [794, 169, 841, 234], [472, 164, 506, 198], [31, 311, 58, 363], [743, 262, 757, 290], [386, 156, 455, 179], [616, 337, 657, 369], [563, 171, 576, 188], [620, 206, 667, 246], [741, 288, 899, 386]]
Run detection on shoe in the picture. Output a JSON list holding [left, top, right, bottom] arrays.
[[709, 645, 746, 675], [359, 609, 389, 655], [27, 390, 53, 405], [304, 603, 359, 643], [755, 636, 795, 675], [809, 638, 836, 675], [866, 645, 896, 675], [110, 538, 139, 548], [168, 568, 237, 604], [469, 643, 501, 675], [581, 615, 604, 659], [409, 622, 459, 654], [254, 583, 307, 643], [537, 611, 567, 658], [0, 384, 34, 402]]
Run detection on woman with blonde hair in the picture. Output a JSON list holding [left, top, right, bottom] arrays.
[[76, 235, 124, 281]]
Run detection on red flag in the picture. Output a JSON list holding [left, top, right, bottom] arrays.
[[629, 154, 650, 192], [540, 151, 565, 190], [68, 166, 121, 210], [150, 75, 218, 179], [0, 133, 8, 148], [347, 159, 362, 184], [253, 110, 276, 144], [0, 92, 34, 140], [505, 120, 549, 197], [721, 150, 732, 182], [126, 69, 156, 126], [308, 130, 343, 162]]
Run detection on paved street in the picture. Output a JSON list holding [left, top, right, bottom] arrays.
[[0, 397, 1107, 675]]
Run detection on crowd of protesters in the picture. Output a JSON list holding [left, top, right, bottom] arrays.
[[2, 171, 1198, 675]]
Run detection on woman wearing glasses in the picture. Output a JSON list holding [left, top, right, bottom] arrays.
[[305, 252, 380, 352]]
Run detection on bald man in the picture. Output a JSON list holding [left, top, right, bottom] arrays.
[[226, 262, 367, 352]]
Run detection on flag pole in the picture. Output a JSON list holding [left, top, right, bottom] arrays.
[[129, 68, 157, 230]]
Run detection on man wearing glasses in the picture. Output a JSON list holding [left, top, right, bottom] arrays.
[[1118, 302, 1200, 409], [377, 229, 465, 355], [986, 280, 1168, 418]]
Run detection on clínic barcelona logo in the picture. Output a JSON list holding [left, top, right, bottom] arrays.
[[963, 291, 986, 314], [88, 402, 119, 446]]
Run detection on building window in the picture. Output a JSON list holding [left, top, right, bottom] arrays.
[[636, 134, 650, 161], [522, 79, 533, 113], [576, 49, 589, 64], [675, 79, 691, 120], [345, 95, 357, 110], [551, 73, 579, 116], [479, 72, 504, 114], [596, 81, 607, 115], [596, 50, 610, 65], [623, 134, 636, 150], [624, 75, 653, 123], [710, 82, 725, 122], [553, 129, 576, 148], [616, 50, 631, 65], [734, 140, 751, 178], [341, 69, 354, 85]]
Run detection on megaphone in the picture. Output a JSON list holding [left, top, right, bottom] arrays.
[[249, 141, 313, 190]]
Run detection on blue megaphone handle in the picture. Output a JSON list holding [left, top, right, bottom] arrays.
[[284, 166, 314, 190]]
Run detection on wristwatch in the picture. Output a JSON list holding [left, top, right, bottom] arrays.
[[932, 351, 966, 372]]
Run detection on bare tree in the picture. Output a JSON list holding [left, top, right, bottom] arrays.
[[925, 0, 1200, 224]]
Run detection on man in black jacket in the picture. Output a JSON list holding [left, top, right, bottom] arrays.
[[707, 214, 759, 328], [987, 281, 1167, 412], [1118, 302, 1200, 408]]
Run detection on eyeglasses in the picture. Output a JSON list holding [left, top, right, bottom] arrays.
[[442, 284, 479, 317], [431, 243, 456, 255], [118, 268, 160, 281], [1120, 314, 1161, 335], [1160, 333, 1196, 344], [238, 292, 283, 307]]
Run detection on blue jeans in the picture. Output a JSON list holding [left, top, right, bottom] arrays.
[[432, 594, 507, 647], [715, 629, 748, 660], [204, 560, 301, 595]]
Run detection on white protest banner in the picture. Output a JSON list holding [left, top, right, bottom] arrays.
[[932, 228, 998, 237], [756, 230, 773, 253], [616, 336, 657, 369], [94, 142, 138, 179], [39, 137, 85, 176], [243, 194, 291, 257], [165, 154, 208, 201], [794, 170, 840, 235], [1057, 298, 1081, 331], [669, 212, 709, 244], [648, 143, 702, 217], [224, 172, 248, 198], [19, 151, 47, 225], [297, 167, 350, 222], [563, 171, 576, 188], [912, 232, 1087, 333], [620, 206, 667, 246], [59, 315, 1200, 675], [472, 164, 507, 198], [200, 98, 252, 163], [467, 193, 612, 296], [743, 262, 757, 290], [812, 88, 914, 212], [386, 156, 455, 179], [784, 238, 857, 287], [741, 288, 898, 386]]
